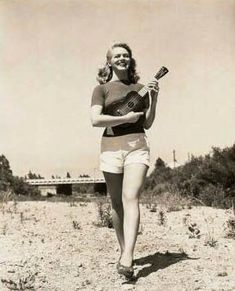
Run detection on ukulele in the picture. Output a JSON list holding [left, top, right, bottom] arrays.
[[104, 66, 169, 120]]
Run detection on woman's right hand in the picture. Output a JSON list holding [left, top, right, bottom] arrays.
[[124, 111, 144, 123], [91, 105, 144, 128]]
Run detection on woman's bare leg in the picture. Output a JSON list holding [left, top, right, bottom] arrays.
[[103, 171, 125, 256], [120, 164, 148, 267]]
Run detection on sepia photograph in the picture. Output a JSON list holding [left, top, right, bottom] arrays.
[[0, 0, 235, 290]]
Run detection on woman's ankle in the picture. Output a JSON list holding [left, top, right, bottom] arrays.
[[119, 252, 133, 267]]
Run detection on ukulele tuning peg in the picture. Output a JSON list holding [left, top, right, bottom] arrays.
[[155, 67, 169, 80]]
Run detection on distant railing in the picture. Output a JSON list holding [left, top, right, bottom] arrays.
[[26, 177, 105, 185]]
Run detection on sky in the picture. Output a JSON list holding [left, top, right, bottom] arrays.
[[0, 0, 235, 178]]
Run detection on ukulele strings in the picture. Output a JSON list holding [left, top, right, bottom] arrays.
[[123, 86, 150, 114], [120, 95, 139, 115], [120, 94, 143, 115], [124, 94, 144, 114], [126, 87, 150, 114], [117, 85, 149, 115], [121, 87, 148, 115]]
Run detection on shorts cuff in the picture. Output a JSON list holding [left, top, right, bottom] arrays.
[[100, 163, 123, 174], [124, 161, 150, 168]]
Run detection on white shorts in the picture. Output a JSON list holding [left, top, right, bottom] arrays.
[[100, 133, 150, 174]]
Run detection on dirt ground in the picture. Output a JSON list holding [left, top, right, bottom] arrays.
[[0, 201, 235, 291]]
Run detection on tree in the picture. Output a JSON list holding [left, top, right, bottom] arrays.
[[0, 155, 13, 191], [66, 172, 71, 178], [144, 157, 172, 192], [27, 171, 44, 179], [79, 174, 90, 178], [12, 176, 40, 196], [155, 157, 166, 169]]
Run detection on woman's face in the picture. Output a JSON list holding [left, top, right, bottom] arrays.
[[109, 47, 131, 71]]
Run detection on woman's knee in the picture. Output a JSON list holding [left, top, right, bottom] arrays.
[[122, 190, 140, 204]]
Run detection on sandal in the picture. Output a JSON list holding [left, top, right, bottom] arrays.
[[117, 262, 134, 279]]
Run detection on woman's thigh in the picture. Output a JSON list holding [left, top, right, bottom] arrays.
[[103, 171, 123, 204], [122, 164, 148, 200]]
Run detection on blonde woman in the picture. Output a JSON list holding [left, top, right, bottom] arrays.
[[91, 43, 159, 278]]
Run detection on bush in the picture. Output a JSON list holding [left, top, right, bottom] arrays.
[[94, 200, 113, 228], [11, 176, 40, 196], [199, 184, 229, 208], [144, 143, 235, 209], [224, 217, 235, 239], [151, 191, 191, 212]]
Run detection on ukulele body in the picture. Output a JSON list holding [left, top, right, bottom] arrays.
[[104, 91, 146, 117], [103, 66, 169, 129]]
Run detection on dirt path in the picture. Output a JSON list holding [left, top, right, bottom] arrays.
[[0, 201, 234, 291]]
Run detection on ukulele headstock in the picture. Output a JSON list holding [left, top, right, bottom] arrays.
[[154, 66, 169, 80]]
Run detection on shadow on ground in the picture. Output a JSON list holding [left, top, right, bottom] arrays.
[[123, 251, 199, 284]]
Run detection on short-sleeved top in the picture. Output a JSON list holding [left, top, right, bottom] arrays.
[[91, 80, 149, 137]]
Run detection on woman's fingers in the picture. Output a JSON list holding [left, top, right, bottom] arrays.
[[147, 81, 159, 93], [135, 112, 144, 116], [150, 87, 159, 93], [125, 111, 144, 123]]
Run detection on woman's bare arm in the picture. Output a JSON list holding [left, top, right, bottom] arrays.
[[143, 81, 160, 129], [91, 105, 144, 128]]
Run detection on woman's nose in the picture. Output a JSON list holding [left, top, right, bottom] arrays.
[[120, 55, 128, 60]]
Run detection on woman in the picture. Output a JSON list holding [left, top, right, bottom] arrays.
[[91, 43, 159, 278]]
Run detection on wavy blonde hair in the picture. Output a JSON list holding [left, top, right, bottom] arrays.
[[96, 43, 140, 84]]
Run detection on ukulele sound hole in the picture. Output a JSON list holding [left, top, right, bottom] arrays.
[[127, 101, 135, 108]]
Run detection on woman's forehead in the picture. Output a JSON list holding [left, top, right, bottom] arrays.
[[111, 47, 130, 56]]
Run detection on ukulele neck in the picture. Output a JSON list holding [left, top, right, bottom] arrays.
[[138, 66, 169, 97], [138, 77, 158, 98]]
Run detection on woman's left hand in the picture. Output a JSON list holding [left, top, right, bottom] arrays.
[[146, 80, 159, 100]]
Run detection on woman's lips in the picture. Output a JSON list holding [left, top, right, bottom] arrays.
[[117, 62, 127, 66]]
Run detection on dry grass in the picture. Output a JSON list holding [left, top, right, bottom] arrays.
[[0, 201, 235, 290], [1, 272, 38, 291], [157, 209, 167, 226], [93, 200, 113, 228], [142, 191, 192, 213], [72, 220, 81, 230], [224, 216, 235, 239], [0, 190, 13, 214], [204, 234, 218, 247], [183, 213, 201, 239]]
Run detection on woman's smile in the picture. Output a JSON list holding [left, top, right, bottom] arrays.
[[116, 61, 128, 69], [110, 47, 131, 71]]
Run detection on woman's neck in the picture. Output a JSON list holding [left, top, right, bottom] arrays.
[[111, 69, 129, 82]]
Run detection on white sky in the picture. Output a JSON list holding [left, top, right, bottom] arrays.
[[0, 0, 235, 178]]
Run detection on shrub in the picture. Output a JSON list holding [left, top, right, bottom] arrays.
[[183, 214, 201, 239], [94, 200, 113, 228], [157, 209, 167, 226], [224, 217, 235, 239], [11, 176, 40, 196], [154, 191, 191, 212], [144, 143, 235, 209], [204, 234, 218, 247]]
